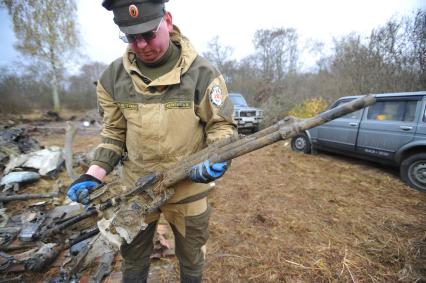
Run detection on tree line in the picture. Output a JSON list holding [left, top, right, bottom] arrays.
[[0, 0, 424, 127], [203, 11, 425, 125], [0, 62, 106, 114]]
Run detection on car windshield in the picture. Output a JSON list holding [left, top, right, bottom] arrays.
[[230, 94, 248, 106]]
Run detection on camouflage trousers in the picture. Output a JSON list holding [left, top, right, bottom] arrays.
[[120, 196, 211, 282]]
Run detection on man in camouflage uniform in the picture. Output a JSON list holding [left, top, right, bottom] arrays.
[[67, 0, 236, 282]]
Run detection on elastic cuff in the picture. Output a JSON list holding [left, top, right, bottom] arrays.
[[92, 147, 122, 173]]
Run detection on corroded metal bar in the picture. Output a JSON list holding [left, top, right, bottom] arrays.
[[0, 192, 58, 202], [36, 208, 98, 239]]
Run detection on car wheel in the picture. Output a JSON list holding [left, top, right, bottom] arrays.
[[291, 133, 311, 154], [400, 153, 426, 193]]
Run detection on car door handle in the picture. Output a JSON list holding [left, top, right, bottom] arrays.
[[400, 126, 413, 131], [348, 122, 358, 127]]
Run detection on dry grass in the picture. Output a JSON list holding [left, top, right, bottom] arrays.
[[205, 142, 426, 282]]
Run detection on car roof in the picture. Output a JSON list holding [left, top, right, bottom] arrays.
[[339, 91, 426, 100]]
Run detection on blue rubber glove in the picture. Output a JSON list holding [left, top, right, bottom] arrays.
[[67, 174, 101, 205], [189, 160, 228, 183]]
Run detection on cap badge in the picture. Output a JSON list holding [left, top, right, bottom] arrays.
[[129, 4, 139, 18]]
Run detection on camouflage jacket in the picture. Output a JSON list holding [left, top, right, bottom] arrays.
[[91, 26, 236, 202]]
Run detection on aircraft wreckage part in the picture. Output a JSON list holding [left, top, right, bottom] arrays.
[[18, 211, 46, 242], [5, 147, 64, 176], [24, 243, 62, 271], [0, 171, 40, 187], [88, 251, 116, 283]]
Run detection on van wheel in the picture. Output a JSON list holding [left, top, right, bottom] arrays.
[[400, 153, 426, 193], [291, 133, 311, 154]]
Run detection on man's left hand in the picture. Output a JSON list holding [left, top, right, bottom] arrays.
[[67, 174, 101, 205]]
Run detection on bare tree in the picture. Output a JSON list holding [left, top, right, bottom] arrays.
[[329, 12, 425, 98], [202, 36, 236, 84], [303, 39, 329, 72], [330, 33, 374, 95], [408, 10, 426, 89], [2, 0, 80, 112], [230, 55, 262, 104], [64, 61, 107, 109], [252, 27, 299, 82], [0, 66, 52, 113]]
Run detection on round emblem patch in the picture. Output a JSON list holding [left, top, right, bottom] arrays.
[[210, 86, 223, 107], [129, 4, 139, 18]]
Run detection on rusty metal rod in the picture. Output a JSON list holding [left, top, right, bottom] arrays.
[[0, 192, 58, 202]]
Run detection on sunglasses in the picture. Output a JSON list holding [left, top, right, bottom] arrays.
[[119, 17, 164, 44]]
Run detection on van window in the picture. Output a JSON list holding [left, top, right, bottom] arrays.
[[229, 94, 248, 107], [367, 100, 417, 122]]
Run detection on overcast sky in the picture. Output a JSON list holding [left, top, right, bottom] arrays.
[[0, 0, 424, 71]]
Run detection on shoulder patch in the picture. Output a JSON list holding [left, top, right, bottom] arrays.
[[210, 85, 223, 107]]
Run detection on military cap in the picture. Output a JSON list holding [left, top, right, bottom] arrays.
[[102, 0, 169, 34]]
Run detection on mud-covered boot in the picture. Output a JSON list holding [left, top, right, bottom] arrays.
[[180, 272, 202, 283], [122, 266, 149, 283]]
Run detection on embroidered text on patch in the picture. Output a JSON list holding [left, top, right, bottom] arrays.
[[116, 102, 138, 110], [210, 85, 223, 107], [165, 101, 192, 110]]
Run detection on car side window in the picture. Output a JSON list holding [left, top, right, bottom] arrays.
[[333, 100, 362, 119], [367, 100, 417, 122]]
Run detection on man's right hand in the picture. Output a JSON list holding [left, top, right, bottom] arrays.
[[67, 174, 102, 205]]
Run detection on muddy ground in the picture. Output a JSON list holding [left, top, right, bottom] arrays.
[[2, 114, 426, 282]]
